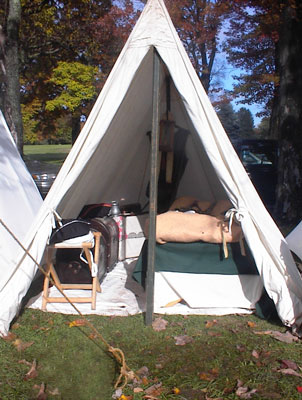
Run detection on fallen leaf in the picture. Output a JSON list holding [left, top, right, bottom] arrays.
[[277, 368, 302, 378], [141, 376, 149, 386], [279, 359, 298, 370], [205, 319, 217, 328], [24, 359, 38, 381], [270, 331, 299, 343], [199, 369, 218, 381], [134, 387, 144, 393], [236, 380, 257, 399], [118, 395, 132, 400], [236, 387, 257, 399], [236, 344, 246, 352], [48, 387, 60, 395], [2, 331, 17, 342], [254, 330, 299, 343], [144, 382, 163, 396], [113, 388, 123, 399], [223, 385, 235, 395], [69, 319, 87, 327], [18, 359, 32, 366], [136, 366, 149, 377], [252, 350, 260, 359], [13, 338, 34, 351], [247, 321, 256, 328], [162, 298, 182, 307], [174, 335, 193, 345], [152, 317, 168, 331], [36, 382, 47, 400]]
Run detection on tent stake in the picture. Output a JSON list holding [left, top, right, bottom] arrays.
[[145, 48, 160, 325]]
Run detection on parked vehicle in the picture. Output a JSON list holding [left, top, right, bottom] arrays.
[[232, 138, 279, 211], [25, 159, 60, 198]]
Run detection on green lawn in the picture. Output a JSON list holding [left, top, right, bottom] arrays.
[[24, 144, 71, 165], [1, 310, 302, 400]]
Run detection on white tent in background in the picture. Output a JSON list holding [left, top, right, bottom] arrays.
[[1, 0, 302, 336], [0, 111, 42, 332], [286, 222, 302, 261]]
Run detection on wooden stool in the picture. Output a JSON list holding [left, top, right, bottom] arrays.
[[42, 231, 102, 310]]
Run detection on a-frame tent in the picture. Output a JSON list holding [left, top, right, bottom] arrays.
[[0, 111, 42, 335], [1, 0, 302, 336]]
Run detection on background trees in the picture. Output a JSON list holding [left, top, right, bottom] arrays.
[[216, 102, 254, 138], [0, 0, 302, 222], [0, 0, 139, 145], [1, 0, 23, 153], [165, 0, 230, 93], [221, 0, 302, 222]]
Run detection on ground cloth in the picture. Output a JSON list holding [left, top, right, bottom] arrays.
[[27, 240, 265, 316]]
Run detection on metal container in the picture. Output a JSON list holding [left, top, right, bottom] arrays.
[[109, 201, 126, 261]]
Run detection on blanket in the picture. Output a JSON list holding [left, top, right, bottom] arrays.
[[133, 240, 259, 287]]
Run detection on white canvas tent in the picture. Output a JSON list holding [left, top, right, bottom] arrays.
[[286, 222, 302, 261], [1, 0, 302, 336], [0, 111, 42, 334]]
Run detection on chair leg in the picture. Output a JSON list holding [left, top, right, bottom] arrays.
[[42, 265, 51, 311]]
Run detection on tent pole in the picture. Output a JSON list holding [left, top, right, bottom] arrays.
[[145, 48, 160, 325]]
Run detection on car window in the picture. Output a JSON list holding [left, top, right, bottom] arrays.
[[240, 143, 277, 167], [242, 150, 272, 165]]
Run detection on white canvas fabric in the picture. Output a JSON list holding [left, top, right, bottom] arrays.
[[28, 260, 261, 317], [1, 0, 302, 336], [0, 111, 42, 334], [286, 222, 302, 261]]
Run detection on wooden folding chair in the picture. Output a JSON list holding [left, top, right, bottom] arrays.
[[42, 231, 102, 310]]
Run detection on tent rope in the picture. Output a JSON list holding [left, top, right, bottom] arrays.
[[0, 218, 138, 389]]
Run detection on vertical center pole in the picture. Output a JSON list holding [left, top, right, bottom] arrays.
[[145, 48, 160, 325]]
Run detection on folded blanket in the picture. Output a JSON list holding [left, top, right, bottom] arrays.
[[145, 211, 242, 245]]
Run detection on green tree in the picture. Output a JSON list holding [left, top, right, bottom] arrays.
[[254, 117, 270, 138], [236, 107, 254, 137], [45, 61, 98, 142], [216, 101, 239, 137]]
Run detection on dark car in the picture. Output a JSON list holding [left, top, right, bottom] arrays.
[[25, 159, 60, 198], [232, 138, 279, 211]]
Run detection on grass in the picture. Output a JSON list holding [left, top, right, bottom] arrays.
[[1, 310, 302, 399], [24, 144, 71, 165]]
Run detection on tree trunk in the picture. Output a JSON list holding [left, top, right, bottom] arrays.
[[71, 113, 81, 144], [272, 2, 302, 224], [3, 0, 23, 155]]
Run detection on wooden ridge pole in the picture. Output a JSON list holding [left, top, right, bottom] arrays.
[[145, 47, 160, 325]]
